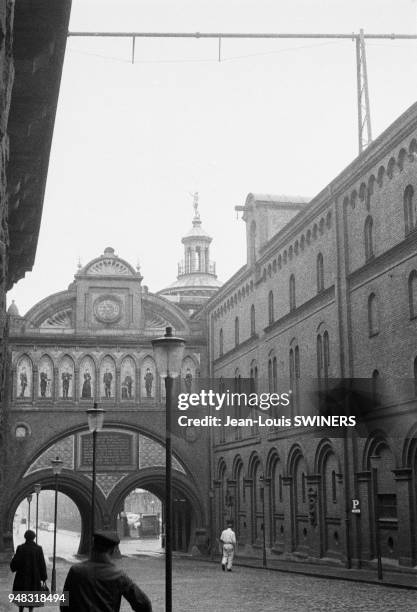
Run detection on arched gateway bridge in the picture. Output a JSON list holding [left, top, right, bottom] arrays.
[[1, 246, 214, 556]]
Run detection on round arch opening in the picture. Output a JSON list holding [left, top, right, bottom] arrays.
[[116, 488, 163, 556], [109, 471, 204, 555], [13, 490, 82, 559]]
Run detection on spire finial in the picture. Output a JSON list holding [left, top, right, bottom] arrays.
[[192, 192, 201, 225], [77, 256, 82, 271], [136, 258, 141, 273]]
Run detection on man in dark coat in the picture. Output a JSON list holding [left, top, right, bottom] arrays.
[[10, 529, 47, 611], [60, 531, 152, 612]]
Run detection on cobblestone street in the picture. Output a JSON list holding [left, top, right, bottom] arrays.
[[1, 555, 416, 612]]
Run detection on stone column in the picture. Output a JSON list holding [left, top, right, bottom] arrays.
[[33, 366, 38, 401], [53, 367, 59, 401], [213, 479, 221, 538], [306, 474, 321, 559], [282, 476, 293, 552], [74, 368, 79, 402], [243, 478, 254, 546], [393, 468, 414, 567], [263, 476, 272, 550], [95, 367, 100, 402], [356, 471, 372, 561], [136, 366, 141, 404], [115, 368, 121, 404]]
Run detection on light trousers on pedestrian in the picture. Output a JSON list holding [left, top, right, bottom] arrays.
[[222, 543, 234, 569]]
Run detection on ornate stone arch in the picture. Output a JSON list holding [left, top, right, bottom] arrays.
[[314, 438, 341, 474], [231, 454, 244, 479], [265, 447, 280, 478], [247, 450, 262, 478], [401, 423, 417, 469], [287, 443, 309, 476], [362, 429, 395, 471], [24, 290, 75, 329]]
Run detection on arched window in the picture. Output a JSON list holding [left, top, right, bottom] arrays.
[[368, 293, 379, 336], [219, 328, 223, 357], [317, 335, 323, 382], [372, 369, 380, 407], [331, 470, 337, 503], [295, 345, 300, 380], [290, 345, 300, 414], [404, 185, 415, 235], [409, 270, 417, 319], [316, 252, 324, 293], [289, 274, 296, 311], [195, 246, 201, 271], [234, 317, 239, 347], [317, 332, 329, 394], [364, 215, 374, 261], [268, 357, 273, 393], [273, 356, 277, 392], [250, 304, 256, 336], [323, 331, 330, 380], [250, 221, 257, 265], [268, 290, 274, 325], [289, 348, 294, 389], [414, 357, 417, 396]]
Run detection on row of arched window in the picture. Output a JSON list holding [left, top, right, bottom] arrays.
[[216, 443, 341, 549], [218, 255, 326, 357], [221, 267, 416, 361], [363, 185, 416, 264], [367, 270, 417, 338]]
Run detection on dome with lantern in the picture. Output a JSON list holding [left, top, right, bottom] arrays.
[[157, 193, 222, 313]]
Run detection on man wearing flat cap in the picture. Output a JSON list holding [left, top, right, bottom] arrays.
[[60, 531, 152, 612]]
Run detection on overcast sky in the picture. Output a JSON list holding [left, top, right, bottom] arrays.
[[8, 0, 417, 314]]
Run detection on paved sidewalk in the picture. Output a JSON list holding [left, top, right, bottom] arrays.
[[199, 552, 417, 590]]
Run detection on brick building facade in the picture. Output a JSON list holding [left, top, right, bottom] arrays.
[[205, 102, 417, 570]]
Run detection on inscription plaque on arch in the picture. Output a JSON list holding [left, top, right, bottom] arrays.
[[77, 431, 137, 472]]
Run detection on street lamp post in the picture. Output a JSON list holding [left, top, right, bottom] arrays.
[[34, 483, 42, 542], [152, 326, 185, 612], [26, 494, 33, 530], [51, 456, 63, 593], [370, 454, 382, 580], [86, 403, 105, 546], [259, 474, 267, 569]]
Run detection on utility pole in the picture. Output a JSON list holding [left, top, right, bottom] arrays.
[[356, 29, 372, 154], [68, 30, 417, 156]]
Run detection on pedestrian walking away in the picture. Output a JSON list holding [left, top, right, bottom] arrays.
[[10, 529, 48, 611], [60, 530, 152, 612], [220, 520, 237, 572]]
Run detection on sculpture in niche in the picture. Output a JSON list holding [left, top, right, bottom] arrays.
[[103, 368, 113, 398], [100, 357, 115, 399], [184, 368, 193, 393], [62, 369, 72, 399], [80, 357, 95, 400], [121, 358, 135, 400], [16, 356, 32, 399], [144, 368, 154, 398], [82, 370, 92, 398], [19, 368, 27, 398], [59, 357, 74, 399], [39, 371, 48, 397], [38, 357, 53, 398]]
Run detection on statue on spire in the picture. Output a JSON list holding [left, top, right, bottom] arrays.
[[192, 192, 201, 224]]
